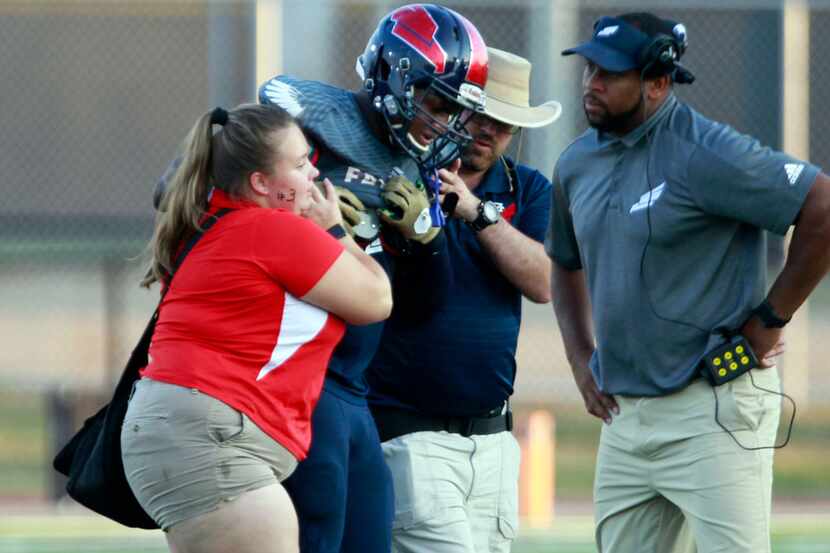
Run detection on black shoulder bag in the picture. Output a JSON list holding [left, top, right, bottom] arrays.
[[52, 208, 232, 529]]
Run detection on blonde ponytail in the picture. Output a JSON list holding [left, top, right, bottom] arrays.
[[141, 111, 213, 287], [141, 103, 295, 288]]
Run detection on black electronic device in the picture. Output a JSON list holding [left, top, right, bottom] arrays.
[[637, 34, 677, 72], [700, 335, 759, 386], [633, 17, 695, 84]]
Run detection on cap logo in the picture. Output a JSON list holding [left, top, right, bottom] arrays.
[[673, 23, 687, 42], [597, 25, 619, 37]]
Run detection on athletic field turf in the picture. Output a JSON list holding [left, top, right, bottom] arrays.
[[1, 512, 828, 553]]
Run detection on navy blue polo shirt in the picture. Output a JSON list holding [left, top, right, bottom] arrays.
[[367, 158, 552, 416]]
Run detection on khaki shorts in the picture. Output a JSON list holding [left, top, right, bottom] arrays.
[[121, 378, 297, 531]]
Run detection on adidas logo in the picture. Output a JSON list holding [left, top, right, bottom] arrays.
[[597, 25, 619, 37], [365, 238, 383, 255], [630, 182, 666, 214], [784, 163, 804, 186]]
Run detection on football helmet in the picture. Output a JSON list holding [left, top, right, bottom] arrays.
[[356, 3, 488, 171]]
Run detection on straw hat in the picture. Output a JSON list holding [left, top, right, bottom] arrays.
[[483, 47, 562, 128]]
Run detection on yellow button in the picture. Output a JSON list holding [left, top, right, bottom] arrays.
[[724, 352, 733, 360], [741, 356, 750, 365], [713, 358, 722, 366], [718, 368, 727, 377], [730, 362, 738, 371], [736, 345, 745, 354]]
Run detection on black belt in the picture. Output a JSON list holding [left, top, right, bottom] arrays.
[[371, 404, 513, 443]]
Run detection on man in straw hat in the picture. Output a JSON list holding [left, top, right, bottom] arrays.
[[367, 47, 561, 553]]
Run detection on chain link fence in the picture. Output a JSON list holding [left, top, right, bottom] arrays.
[[3, 0, 830, 501]]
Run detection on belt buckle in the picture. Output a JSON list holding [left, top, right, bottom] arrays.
[[449, 416, 476, 437]]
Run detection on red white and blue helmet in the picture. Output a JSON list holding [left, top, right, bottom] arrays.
[[356, 3, 488, 170]]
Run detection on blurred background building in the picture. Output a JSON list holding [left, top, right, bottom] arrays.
[[2, 0, 829, 533]]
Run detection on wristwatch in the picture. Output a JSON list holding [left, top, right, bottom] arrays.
[[468, 200, 500, 232], [752, 299, 791, 328]]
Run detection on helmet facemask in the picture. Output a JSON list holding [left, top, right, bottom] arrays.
[[373, 69, 484, 171]]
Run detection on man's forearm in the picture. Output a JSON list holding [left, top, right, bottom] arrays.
[[551, 263, 595, 369], [766, 175, 830, 318], [478, 219, 551, 303]]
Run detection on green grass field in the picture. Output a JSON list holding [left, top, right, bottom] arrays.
[[2, 391, 828, 552], [6, 391, 829, 502], [1, 513, 829, 553]]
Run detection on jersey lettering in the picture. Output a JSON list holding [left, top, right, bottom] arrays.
[[344, 166, 362, 183], [342, 166, 385, 188]]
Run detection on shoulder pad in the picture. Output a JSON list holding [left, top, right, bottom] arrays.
[[259, 75, 350, 120], [258, 75, 419, 184]]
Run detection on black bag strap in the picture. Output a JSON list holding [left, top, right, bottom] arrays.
[[160, 207, 233, 300], [140, 207, 233, 342], [130, 207, 233, 378], [51, 207, 234, 530]]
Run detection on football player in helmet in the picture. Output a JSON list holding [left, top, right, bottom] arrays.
[[356, 2, 487, 228], [257, 4, 488, 553], [356, 3, 487, 171]]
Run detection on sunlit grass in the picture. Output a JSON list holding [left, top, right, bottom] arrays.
[[1, 513, 829, 553]]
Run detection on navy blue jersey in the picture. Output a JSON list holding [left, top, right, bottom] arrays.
[[259, 75, 422, 199], [368, 159, 552, 416], [259, 75, 451, 397]]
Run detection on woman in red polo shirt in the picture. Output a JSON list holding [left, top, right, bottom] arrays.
[[121, 103, 391, 553]]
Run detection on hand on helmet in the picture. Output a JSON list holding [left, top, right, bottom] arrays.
[[379, 175, 440, 244], [438, 164, 478, 222]]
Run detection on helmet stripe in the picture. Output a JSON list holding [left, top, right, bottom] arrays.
[[390, 5, 447, 74], [458, 14, 488, 88]]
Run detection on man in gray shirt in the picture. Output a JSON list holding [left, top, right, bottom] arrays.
[[547, 12, 830, 553]]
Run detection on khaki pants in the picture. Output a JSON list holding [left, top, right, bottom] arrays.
[[595, 368, 781, 553], [382, 430, 520, 553]]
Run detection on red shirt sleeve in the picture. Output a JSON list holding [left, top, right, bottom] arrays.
[[251, 211, 345, 298]]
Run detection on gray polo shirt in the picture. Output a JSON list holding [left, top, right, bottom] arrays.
[[546, 94, 819, 396]]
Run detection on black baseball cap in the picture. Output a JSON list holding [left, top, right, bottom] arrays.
[[562, 12, 688, 73]]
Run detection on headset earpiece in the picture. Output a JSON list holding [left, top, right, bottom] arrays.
[[637, 34, 678, 77]]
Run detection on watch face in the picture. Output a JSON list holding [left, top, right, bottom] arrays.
[[482, 201, 500, 223]]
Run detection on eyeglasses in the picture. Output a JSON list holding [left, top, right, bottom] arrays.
[[468, 112, 520, 135]]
